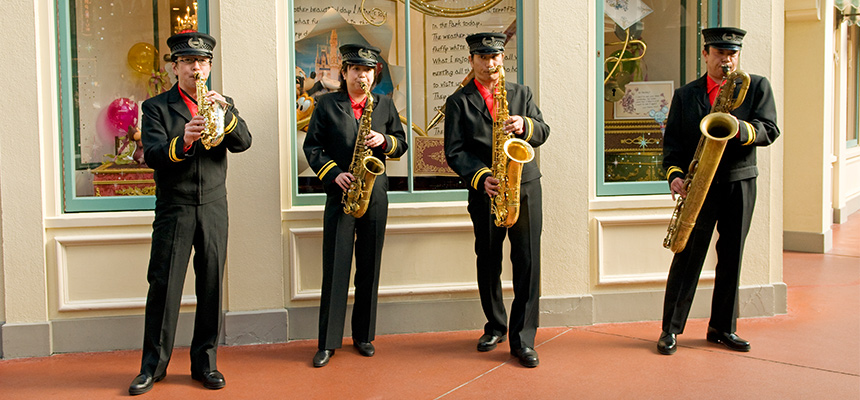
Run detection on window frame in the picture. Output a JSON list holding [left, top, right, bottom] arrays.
[[57, 0, 210, 212], [289, 0, 524, 207], [595, 0, 721, 196]]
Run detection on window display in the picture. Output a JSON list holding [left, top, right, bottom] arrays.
[[59, 0, 209, 211], [599, 0, 720, 195], [292, 0, 519, 199]]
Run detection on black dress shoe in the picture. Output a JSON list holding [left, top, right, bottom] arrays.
[[477, 334, 507, 352], [191, 370, 226, 390], [511, 347, 539, 368], [657, 331, 677, 355], [128, 373, 164, 395], [706, 327, 750, 352], [353, 341, 375, 357], [313, 349, 335, 367]]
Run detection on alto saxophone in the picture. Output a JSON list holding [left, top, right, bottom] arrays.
[[489, 65, 535, 228], [342, 82, 386, 218], [663, 66, 751, 253], [194, 72, 225, 150]]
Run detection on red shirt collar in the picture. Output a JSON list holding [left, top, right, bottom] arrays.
[[474, 78, 496, 119], [707, 75, 724, 106], [178, 87, 199, 116], [349, 93, 368, 119]]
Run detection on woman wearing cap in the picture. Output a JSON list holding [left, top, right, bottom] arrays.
[[303, 43, 408, 367]]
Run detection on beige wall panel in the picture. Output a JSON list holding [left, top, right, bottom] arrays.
[[595, 216, 716, 285], [53, 235, 195, 313], [844, 152, 860, 201], [289, 223, 510, 300]]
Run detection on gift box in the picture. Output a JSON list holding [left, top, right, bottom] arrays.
[[92, 162, 155, 196]]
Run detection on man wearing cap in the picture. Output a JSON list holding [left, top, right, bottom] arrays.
[[128, 31, 252, 395], [657, 27, 779, 355], [443, 32, 550, 368], [303, 43, 407, 367]]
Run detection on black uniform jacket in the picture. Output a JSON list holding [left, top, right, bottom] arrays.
[[444, 79, 550, 191], [142, 84, 252, 205], [303, 91, 408, 190], [662, 74, 779, 184]]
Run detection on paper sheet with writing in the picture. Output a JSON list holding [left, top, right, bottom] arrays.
[[424, 1, 518, 136]]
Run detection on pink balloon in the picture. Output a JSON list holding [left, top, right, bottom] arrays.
[[106, 98, 139, 137]]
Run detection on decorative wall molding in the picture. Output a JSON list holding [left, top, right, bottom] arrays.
[[594, 215, 715, 285], [785, 0, 821, 22], [287, 222, 507, 300], [54, 234, 196, 311]]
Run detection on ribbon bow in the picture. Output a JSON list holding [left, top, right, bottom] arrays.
[[148, 67, 171, 98]]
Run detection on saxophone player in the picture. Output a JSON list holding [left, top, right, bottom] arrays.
[[444, 33, 550, 367], [657, 28, 780, 355], [303, 44, 408, 367], [129, 31, 252, 395]]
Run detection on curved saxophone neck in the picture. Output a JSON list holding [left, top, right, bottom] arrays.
[[359, 81, 373, 108]]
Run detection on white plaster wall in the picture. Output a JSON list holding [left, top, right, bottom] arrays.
[[537, 0, 591, 296], [738, 0, 785, 284], [0, 0, 49, 323], [784, 1, 833, 235], [216, 0, 287, 311]]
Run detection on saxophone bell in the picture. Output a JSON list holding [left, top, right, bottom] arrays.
[[504, 138, 535, 163]]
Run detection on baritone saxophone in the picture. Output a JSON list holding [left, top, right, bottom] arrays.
[[489, 65, 535, 228], [194, 72, 225, 150], [663, 66, 750, 253], [342, 81, 385, 218]]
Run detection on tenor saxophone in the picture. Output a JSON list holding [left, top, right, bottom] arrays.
[[489, 65, 535, 228], [663, 66, 750, 253], [194, 72, 225, 150], [342, 82, 386, 218]]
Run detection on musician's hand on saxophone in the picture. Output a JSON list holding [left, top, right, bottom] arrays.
[[183, 115, 206, 147], [669, 177, 687, 201], [203, 90, 229, 110], [484, 176, 500, 197], [334, 172, 356, 191], [504, 115, 525, 136], [364, 130, 385, 148]]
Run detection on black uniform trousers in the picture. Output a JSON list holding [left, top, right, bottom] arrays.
[[468, 178, 542, 350], [662, 178, 756, 334], [140, 197, 228, 378], [318, 176, 388, 350]]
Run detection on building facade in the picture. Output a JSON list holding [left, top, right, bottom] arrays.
[[1, 0, 845, 359]]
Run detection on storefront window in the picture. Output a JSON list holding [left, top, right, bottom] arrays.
[[291, 0, 521, 205], [597, 0, 721, 196], [58, 0, 209, 212]]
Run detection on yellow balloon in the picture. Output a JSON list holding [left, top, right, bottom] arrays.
[[127, 42, 158, 74]]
